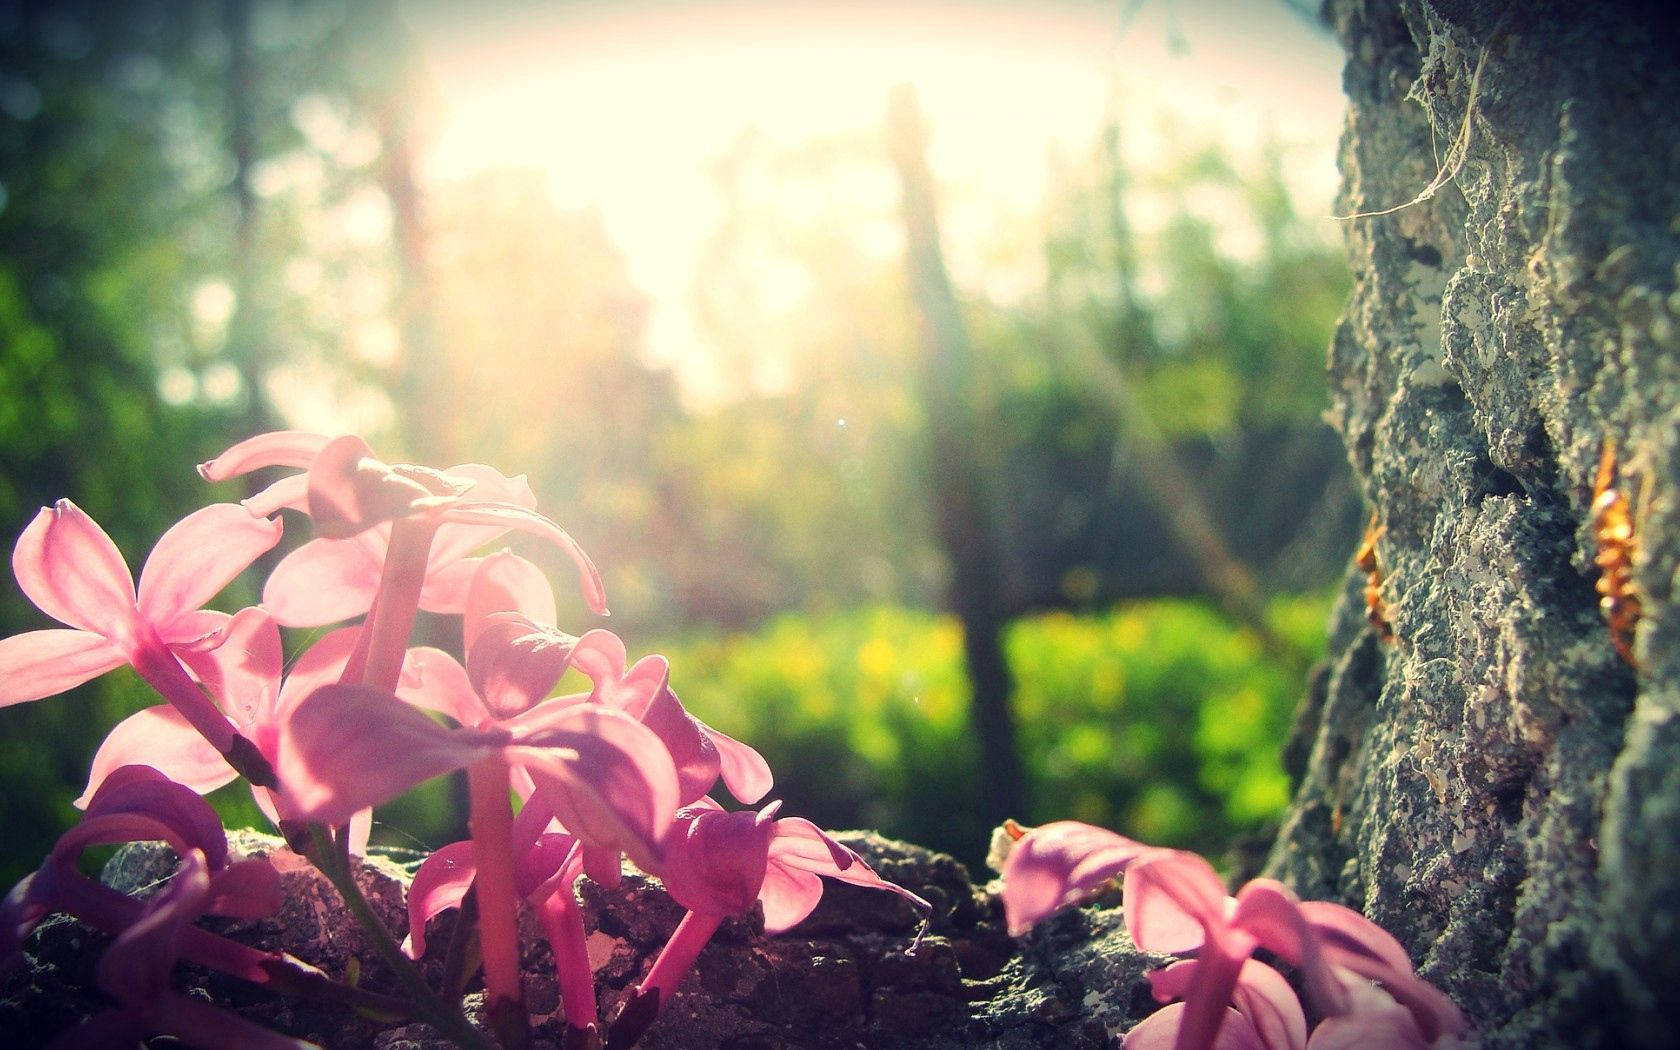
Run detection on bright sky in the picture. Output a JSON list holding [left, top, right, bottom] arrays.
[[398, 0, 1345, 406]]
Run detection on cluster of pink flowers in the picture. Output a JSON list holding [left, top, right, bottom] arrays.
[[0, 432, 927, 1050], [998, 821, 1472, 1050]]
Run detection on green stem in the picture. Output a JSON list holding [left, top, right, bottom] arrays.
[[307, 825, 496, 1050]]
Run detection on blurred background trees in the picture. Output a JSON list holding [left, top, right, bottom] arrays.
[[0, 0, 1352, 881]]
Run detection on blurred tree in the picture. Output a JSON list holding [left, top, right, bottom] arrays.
[[0, 0, 242, 885], [662, 124, 944, 632], [0, 0, 452, 879], [887, 84, 1028, 823], [417, 167, 684, 632]]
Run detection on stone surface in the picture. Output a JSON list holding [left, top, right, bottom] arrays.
[[1270, 2, 1680, 1047], [0, 830, 1160, 1048]]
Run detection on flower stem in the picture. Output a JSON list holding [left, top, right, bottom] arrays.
[[306, 824, 495, 1050], [607, 909, 724, 1049], [1173, 941, 1246, 1050], [536, 889, 597, 1032], [129, 635, 274, 786], [467, 755, 529, 1050], [343, 516, 438, 692]]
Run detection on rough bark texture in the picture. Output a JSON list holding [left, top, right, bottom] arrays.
[[1267, 2, 1680, 1047]]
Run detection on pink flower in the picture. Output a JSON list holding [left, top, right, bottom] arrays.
[[199, 431, 606, 621], [1120, 849, 1466, 1050], [3, 766, 287, 990], [1123, 959, 1306, 1050], [999, 819, 1149, 936], [0, 500, 281, 759], [75, 609, 374, 850], [398, 554, 772, 861], [277, 672, 680, 874], [566, 627, 773, 808], [52, 848, 314, 1050], [998, 824, 1468, 1050], [609, 798, 931, 1048], [404, 800, 601, 1040], [660, 797, 930, 933]]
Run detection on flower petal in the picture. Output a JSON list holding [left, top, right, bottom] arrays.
[[517, 832, 584, 904], [396, 646, 491, 726], [206, 857, 284, 920], [307, 435, 465, 540], [387, 646, 485, 727], [1000, 820, 1149, 936], [1304, 982, 1430, 1050], [464, 550, 557, 654], [467, 614, 577, 719], [765, 817, 931, 933], [639, 683, 721, 806], [261, 536, 385, 627], [187, 607, 282, 730], [701, 720, 773, 805], [1123, 849, 1229, 954], [272, 627, 361, 720], [441, 503, 607, 615], [758, 858, 826, 934], [198, 430, 332, 482], [278, 683, 510, 826], [1230, 959, 1309, 1050], [417, 556, 479, 615], [570, 629, 629, 699], [404, 839, 478, 959], [242, 473, 310, 517], [77, 705, 237, 808], [1145, 959, 1199, 1004], [13, 500, 135, 635], [1235, 883, 1343, 1020], [63, 766, 230, 870], [137, 504, 283, 629], [1122, 1003, 1268, 1050], [157, 609, 234, 651], [1296, 900, 1413, 975], [425, 465, 538, 565], [1143, 959, 1321, 1050], [513, 705, 679, 876], [660, 805, 779, 916], [0, 629, 125, 707]]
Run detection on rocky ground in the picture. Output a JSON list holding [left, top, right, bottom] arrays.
[[1, 829, 1162, 1049]]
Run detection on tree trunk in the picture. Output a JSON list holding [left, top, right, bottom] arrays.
[[1267, 2, 1680, 1046], [224, 0, 274, 442], [887, 85, 1029, 824]]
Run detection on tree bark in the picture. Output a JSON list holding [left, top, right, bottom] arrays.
[[1268, 2, 1680, 1046]]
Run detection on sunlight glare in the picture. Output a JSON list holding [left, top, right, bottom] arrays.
[[400, 0, 1343, 407]]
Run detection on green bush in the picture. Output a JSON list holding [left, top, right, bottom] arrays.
[[654, 595, 1330, 870]]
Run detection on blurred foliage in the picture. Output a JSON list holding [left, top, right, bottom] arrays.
[[661, 593, 1331, 871], [0, 0, 419, 885], [0, 1, 245, 888], [0, 0, 1353, 891]]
